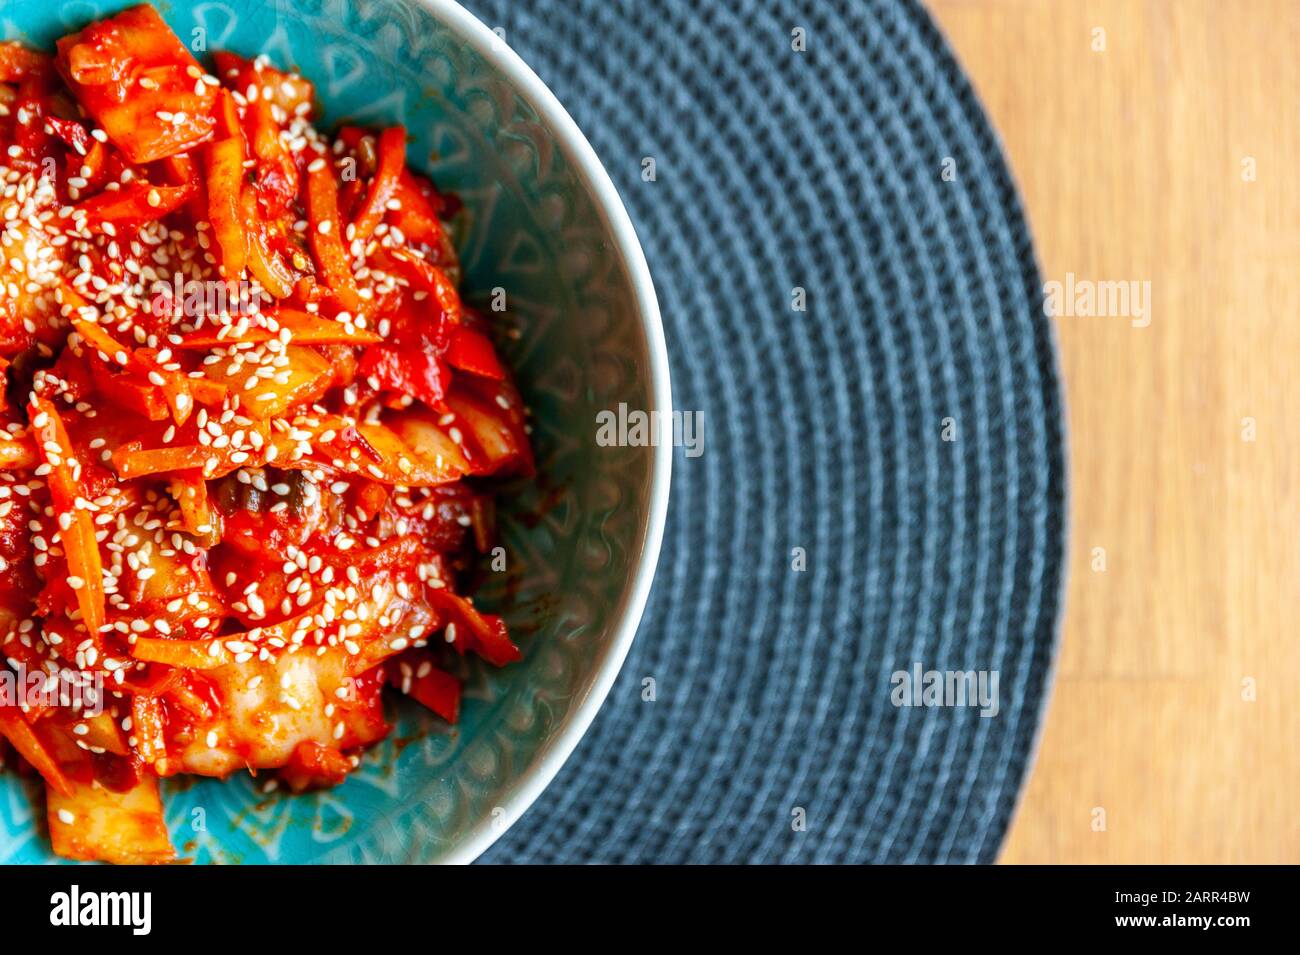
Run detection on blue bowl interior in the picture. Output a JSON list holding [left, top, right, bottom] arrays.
[[0, 0, 657, 863]]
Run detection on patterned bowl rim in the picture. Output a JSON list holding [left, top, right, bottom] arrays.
[[410, 0, 672, 864]]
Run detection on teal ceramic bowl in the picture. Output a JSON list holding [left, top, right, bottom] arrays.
[[0, 0, 670, 863]]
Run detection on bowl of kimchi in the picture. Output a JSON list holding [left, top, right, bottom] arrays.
[[0, 0, 669, 864]]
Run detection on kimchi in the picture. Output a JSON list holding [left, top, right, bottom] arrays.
[[0, 4, 533, 863]]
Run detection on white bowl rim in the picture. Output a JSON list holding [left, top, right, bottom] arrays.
[[407, 0, 673, 864]]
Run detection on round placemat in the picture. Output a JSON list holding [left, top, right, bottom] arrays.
[[466, 0, 1067, 863]]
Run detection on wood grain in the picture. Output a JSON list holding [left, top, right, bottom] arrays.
[[927, 0, 1300, 863]]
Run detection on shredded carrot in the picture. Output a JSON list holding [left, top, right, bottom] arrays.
[[70, 314, 196, 425], [131, 636, 231, 669], [205, 135, 248, 277], [75, 140, 112, 193], [214, 86, 242, 139], [175, 308, 381, 348], [246, 95, 283, 163], [87, 359, 170, 420], [64, 283, 205, 423], [70, 313, 135, 366], [28, 395, 105, 633], [0, 710, 74, 797], [169, 469, 214, 537], [113, 443, 222, 479], [55, 277, 95, 317], [350, 125, 406, 243], [306, 152, 363, 311], [206, 85, 295, 294], [134, 602, 324, 670], [185, 376, 229, 406]]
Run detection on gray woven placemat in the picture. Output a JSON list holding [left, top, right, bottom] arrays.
[[467, 0, 1067, 864]]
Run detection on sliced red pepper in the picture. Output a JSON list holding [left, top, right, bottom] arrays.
[[442, 378, 534, 477], [389, 169, 457, 246], [350, 125, 406, 242], [244, 92, 298, 217], [211, 51, 314, 114], [389, 246, 462, 322], [357, 291, 451, 408], [71, 179, 195, 232], [444, 324, 505, 380], [28, 394, 105, 633], [358, 341, 449, 410], [387, 649, 460, 723], [50, 119, 114, 195], [427, 589, 521, 667]]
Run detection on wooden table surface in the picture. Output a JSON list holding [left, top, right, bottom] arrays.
[[927, 0, 1299, 863]]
